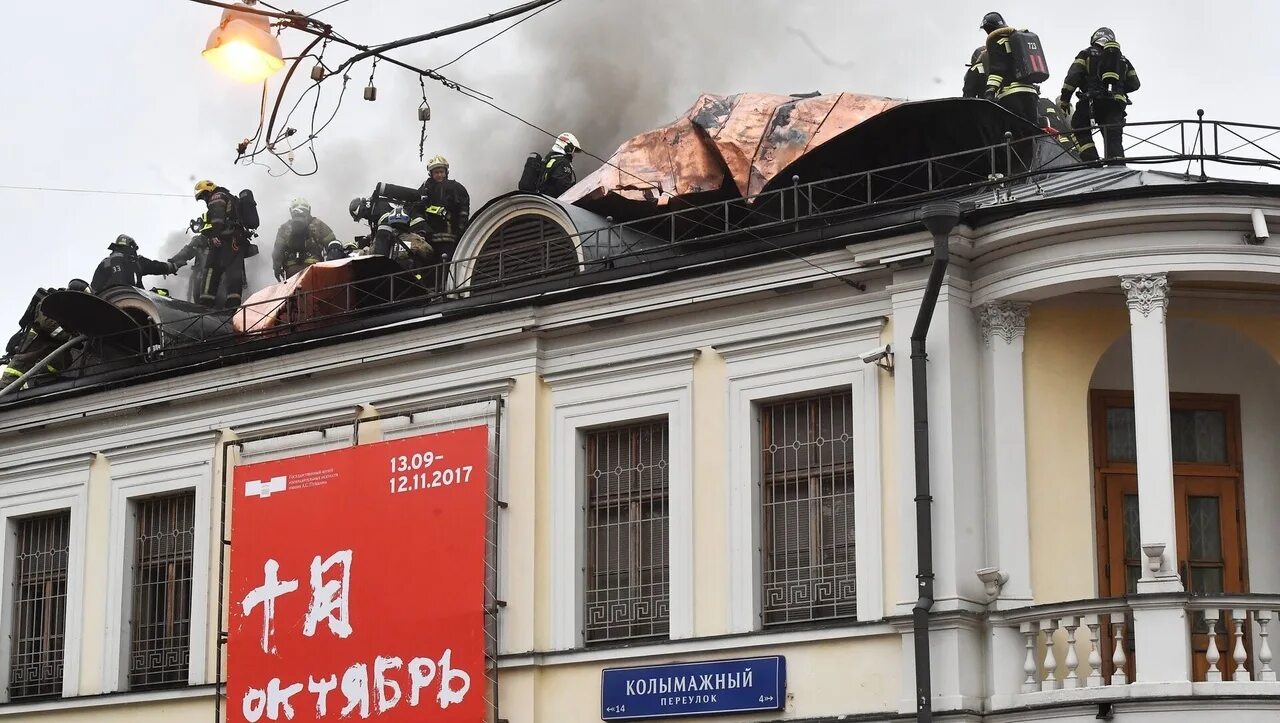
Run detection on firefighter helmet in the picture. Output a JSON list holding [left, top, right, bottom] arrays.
[[109, 234, 139, 253], [980, 11, 1005, 32], [969, 46, 985, 66], [1091, 27, 1116, 46], [552, 132, 580, 155], [66, 278, 90, 292], [289, 197, 312, 218], [426, 155, 450, 174], [194, 179, 218, 199]]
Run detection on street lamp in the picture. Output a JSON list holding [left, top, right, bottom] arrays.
[[202, 1, 284, 83]]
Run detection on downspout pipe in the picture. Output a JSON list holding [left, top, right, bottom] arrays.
[[911, 201, 961, 723]]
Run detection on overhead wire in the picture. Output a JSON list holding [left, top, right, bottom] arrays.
[[431, 0, 563, 72], [0, 185, 190, 199]]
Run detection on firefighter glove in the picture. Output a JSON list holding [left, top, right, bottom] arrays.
[[274, 265, 286, 282], [1057, 97, 1072, 116], [983, 88, 997, 101], [166, 261, 179, 275], [169, 258, 187, 270]]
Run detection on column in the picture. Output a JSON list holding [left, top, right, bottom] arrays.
[[1121, 273, 1191, 689], [1120, 273, 1181, 590], [977, 302, 1033, 608]]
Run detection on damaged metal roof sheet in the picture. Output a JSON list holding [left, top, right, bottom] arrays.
[[561, 92, 902, 209], [562, 93, 1057, 220]]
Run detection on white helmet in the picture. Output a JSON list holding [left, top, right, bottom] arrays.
[[552, 132, 580, 155], [289, 197, 311, 218]]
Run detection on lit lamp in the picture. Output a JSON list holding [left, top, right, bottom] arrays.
[[202, 1, 285, 83]]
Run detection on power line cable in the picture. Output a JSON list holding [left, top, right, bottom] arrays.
[[432, 0, 563, 72], [0, 184, 189, 199], [308, 0, 354, 16]]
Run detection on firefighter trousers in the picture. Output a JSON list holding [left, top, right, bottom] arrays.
[[997, 92, 1040, 125], [198, 239, 247, 308], [1072, 98, 1127, 161]]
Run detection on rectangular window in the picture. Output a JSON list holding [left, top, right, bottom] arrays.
[[583, 420, 670, 644], [760, 390, 857, 626], [8, 511, 71, 702], [128, 492, 195, 690]]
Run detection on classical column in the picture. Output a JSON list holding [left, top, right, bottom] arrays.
[[977, 302, 1033, 608], [1121, 272, 1191, 688], [1120, 273, 1181, 590]]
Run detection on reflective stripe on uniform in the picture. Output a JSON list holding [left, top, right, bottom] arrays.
[[2, 366, 22, 378], [997, 84, 1038, 98]]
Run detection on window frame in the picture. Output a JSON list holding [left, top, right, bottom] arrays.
[[548, 351, 695, 650], [0, 474, 87, 704], [722, 319, 884, 632], [6, 509, 73, 703], [103, 465, 211, 692], [581, 418, 672, 645]]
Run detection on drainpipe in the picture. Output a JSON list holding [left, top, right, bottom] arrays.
[[911, 201, 961, 723]]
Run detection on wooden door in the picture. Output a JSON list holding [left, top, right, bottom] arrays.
[[1091, 391, 1248, 680]]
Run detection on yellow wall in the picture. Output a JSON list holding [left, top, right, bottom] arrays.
[[21, 695, 212, 722], [1023, 304, 1128, 603], [878, 320, 899, 618], [505, 635, 900, 723], [692, 347, 730, 636]]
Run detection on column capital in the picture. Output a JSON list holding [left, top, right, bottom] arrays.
[[977, 301, 1030, 347], [1120, 273, 1170, 317]]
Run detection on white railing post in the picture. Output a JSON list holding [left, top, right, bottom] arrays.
[[1085, 615, 1104, 687], [1205, 609, 1223, 682], [1041, 618, 1060, 691], [1111, 618, 1128, 686], [1257, 609, 1276, 682], [1232, 608, 1251, 682], [1021, 621, 1039, 694], [1063, 616, 1081, 689]]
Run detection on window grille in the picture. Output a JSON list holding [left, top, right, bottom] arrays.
[[471, 215, 578, 287], [8, 511, 70, 702], [759, 389, 857, 626], [583, 420, 670, 644], [128, 492, 195, 690]]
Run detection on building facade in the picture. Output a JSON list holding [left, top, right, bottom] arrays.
[[2, 161, 1280, 723]]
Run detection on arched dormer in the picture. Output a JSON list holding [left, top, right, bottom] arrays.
[[451, 192, 667, 294]]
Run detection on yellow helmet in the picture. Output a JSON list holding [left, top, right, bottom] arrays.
[[425, 155, 449, 173], [194, 179, 218, 198]]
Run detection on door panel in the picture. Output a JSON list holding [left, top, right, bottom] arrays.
[[1091, 391, 1247, 682]]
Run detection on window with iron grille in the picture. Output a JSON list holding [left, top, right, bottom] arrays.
[[128, 492, 195, 690], [471, 215, 578, 288], [583, 420, 670, 644], [759, 389, 856, 626], [7, 511, 70, 702]]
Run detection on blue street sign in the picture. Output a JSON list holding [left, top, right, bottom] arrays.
[[601, 656, 786, 720]]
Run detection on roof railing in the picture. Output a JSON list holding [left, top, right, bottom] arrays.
[[14, 116, 1280, 391]]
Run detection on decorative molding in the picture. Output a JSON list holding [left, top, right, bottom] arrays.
[[1121, 273, 1170, 317], [977, 302, 1031, 347]]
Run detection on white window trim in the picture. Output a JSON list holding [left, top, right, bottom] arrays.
[[102, 462, 212, 692], [548, 353, 695, 650], [722, 319, 885, 632], [0, 466, 89, 702]]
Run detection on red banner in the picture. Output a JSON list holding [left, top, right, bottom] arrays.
[[228, 426, 489, 722]]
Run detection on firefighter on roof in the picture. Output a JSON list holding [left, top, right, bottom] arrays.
[[1059, 27, 1141, 162], [171, 179, 258, 308], [981, 11, 1042, 124], [413, 155, 470, 265], [90, 234, 178, 293], [272, 198, 337, 280], [963, 46, 988, 99], [539, 132, 580, 197], [2, 281, 88, 387]]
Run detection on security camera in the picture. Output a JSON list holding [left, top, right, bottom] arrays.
[[1246, 208, 1270, 245], [858, 344, 893, 374], [858, 344, 890, 364]]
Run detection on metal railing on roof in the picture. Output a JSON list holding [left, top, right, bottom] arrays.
[[13, 114, 1280, 393]]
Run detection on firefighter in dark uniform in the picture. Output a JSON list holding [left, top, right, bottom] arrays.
[[981, 12, 1040, 124], [273, 198, 337, 280], [91, 234, 178, 293], [962, 46, 988, 99], [538, 132, 580, 197], [1, 280, 89, 386], [413, 155, 471, 265], [171, 179, 250, 308], [1059, 27, 1141, 162]]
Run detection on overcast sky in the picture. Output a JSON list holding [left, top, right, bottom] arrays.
[[1, 0, 1277, 320]]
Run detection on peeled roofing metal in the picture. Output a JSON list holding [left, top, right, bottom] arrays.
[[561, 92, 902, 207]]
